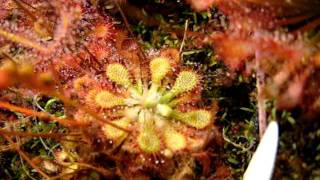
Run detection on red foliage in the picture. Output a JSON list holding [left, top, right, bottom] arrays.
[[211, 31, 255, 70], [188, 0, 320, 111]]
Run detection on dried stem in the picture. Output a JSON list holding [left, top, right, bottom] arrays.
[[0, 101, 88, 127], [256, 62, 266, 138], [179, 20, 189, 56]]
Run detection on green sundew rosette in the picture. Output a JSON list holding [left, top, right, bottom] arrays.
[[106, 63, 132, 88], [156, 103, 173, 117], [160, 71, 199, 104], [94, 90, 125, 108], [137, 110, 161, 153], [150, 57, 171, 85], [137, 130, 161, 153], [106, 63, 141, 97], [172, 110, 212, 129], [163, 126, 187, 152], [144, 57, 171, 108], [103, 117, 131, 139]]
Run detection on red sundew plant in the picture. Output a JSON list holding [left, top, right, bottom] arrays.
[[0, 0, 220, 179], [185, 0, 320, 136]]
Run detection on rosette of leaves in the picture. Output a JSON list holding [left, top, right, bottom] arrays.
[[83, 55, 216, 156]]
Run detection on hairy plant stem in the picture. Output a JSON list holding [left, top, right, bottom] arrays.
[[256, 63, 266, 139]]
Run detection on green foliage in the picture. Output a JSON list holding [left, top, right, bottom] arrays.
[[264, 100, 320, 179], [130, 3, 258, 177], [0, 96, 63, 179], [132, 2, 221, 49]]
